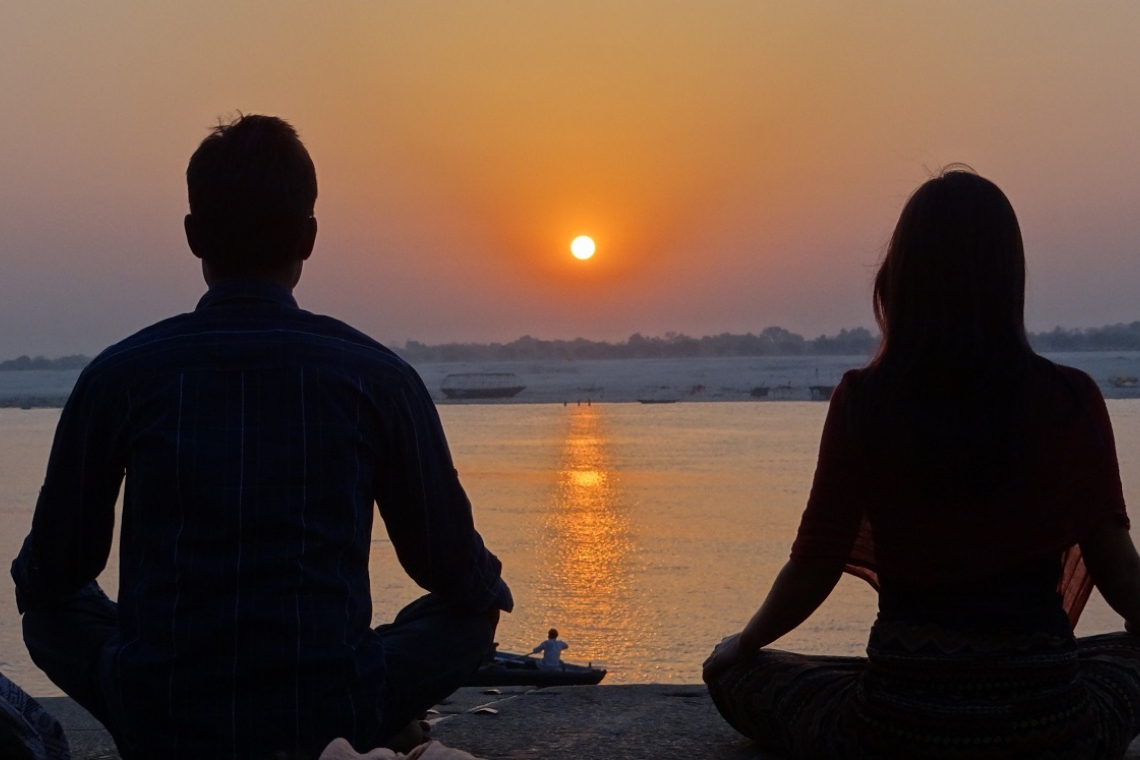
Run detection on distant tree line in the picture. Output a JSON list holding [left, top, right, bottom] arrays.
[[6, 321, 1140, 369], [0, 354, 90, 371], [399, 326, 880, 362], [399, 321, 1140, 362], [1027, 322, 1140, 352]]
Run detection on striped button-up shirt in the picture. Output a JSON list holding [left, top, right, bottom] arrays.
[[13, 278, 511, 756]]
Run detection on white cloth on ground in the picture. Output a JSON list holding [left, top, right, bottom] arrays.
[[318, 737, 485, 760]]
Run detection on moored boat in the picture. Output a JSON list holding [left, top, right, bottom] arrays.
[[440, 373, 526, 400]]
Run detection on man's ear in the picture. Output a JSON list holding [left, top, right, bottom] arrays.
[[184, 214, 205, 260], [298, 217, 317, 261]]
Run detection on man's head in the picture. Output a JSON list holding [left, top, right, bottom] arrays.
[[185, 114, 318, 284], [548, 628, 558, 640]]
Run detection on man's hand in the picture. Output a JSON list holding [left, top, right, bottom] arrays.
[[702, 632, 746, 681]]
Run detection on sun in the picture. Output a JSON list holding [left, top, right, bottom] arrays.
[[570, 236, 596, 261]]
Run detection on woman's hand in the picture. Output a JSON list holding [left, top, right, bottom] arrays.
[[703, 558, 845, 683], [1080, 519, 1140, 631], [703, 632, 748, 681]]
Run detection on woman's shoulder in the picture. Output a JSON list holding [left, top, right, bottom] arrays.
[[1021, 356, 1115, 450], [833, 368, 867, 398], [1027, 355, 1103, 406]]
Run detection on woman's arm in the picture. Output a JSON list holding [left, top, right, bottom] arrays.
[[703, 556, 846, 679], [704, 377, 862, 680], [1079, 517, 1140, 629], [740, 556, 847, 649]]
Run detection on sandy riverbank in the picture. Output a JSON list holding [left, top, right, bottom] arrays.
[[411, 352, 1140, 404], [3, 353, 1140, 409]]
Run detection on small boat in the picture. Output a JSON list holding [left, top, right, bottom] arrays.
[[440, 373, 526, 400], [637, 398, 677, 404], [465, 651, 607, 687]]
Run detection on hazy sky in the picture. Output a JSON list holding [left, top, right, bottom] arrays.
[[2, 2, 1139, 358]]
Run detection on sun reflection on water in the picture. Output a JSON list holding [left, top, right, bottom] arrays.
[[532, 406, 651, 679]]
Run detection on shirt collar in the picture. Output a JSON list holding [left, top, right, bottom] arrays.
[[195, 278, 299, 311]]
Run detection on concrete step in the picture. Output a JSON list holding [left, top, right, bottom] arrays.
[[40, 685, 1140, 760], [41, 686, 770, 760]]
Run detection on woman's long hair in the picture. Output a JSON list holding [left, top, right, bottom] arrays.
[[855, 167, 1038, 495]]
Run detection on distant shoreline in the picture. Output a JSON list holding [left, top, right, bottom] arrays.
[[8, 320, 1140, 372], [0, 396, 68, 409], [4, 353, 1140, 410]]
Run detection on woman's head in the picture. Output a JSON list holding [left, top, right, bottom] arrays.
[[859, 168, 1041, 495], [873, 167, 1029, 368]]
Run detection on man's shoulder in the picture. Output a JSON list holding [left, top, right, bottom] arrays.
[[80, 311, 202, 377], [296, 311, 398, 357], [82, 307, 419, 389], [281, 310, 423, 384]]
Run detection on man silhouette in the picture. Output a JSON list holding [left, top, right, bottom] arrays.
[[12, 114, 512, 759]]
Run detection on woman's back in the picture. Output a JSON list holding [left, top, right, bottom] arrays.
[[793, 359, 1127, 593]]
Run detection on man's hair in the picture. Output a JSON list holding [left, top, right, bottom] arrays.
[[548, 628, 558, 639], [186, 114, 317, 276]]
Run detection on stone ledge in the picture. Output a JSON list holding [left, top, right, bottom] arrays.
[[41, 686, 769, 760], [430, 684, 767, 760], [40, 685, 1140, 760]]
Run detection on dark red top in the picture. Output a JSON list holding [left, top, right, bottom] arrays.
[[791, 361, 1129, 627]]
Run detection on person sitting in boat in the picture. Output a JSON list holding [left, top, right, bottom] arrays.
[[532, 628, 569, 670]]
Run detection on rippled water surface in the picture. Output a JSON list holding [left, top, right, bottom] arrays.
[[3, 401, 1139, 694]]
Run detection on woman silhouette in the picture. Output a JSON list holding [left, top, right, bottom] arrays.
[[704, 168, 1140, 758]]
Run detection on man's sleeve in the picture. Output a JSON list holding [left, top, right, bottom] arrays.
[[11, 367, 128, 612], [372, 370, 513, 613]]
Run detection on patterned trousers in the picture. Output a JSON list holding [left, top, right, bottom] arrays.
[[705, 628, 1140, 759]]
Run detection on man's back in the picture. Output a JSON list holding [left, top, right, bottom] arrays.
[[16, 278, 508, 756]]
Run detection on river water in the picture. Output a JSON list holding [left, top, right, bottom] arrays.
[[2, 401, 1139, 695]]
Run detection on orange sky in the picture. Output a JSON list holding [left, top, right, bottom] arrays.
[[2, 2, 1139, 356]]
